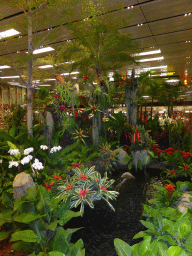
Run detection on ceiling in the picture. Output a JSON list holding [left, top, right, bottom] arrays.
[[0, 0, 192, 90]]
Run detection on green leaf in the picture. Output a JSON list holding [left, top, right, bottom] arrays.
[[10, 230, 37, 243], [166, 246, 182, 256], [45, 220, 58, 231], [65, 228, 83, 243], [24, 187, 37, 201], [114, 238, 132, 256], [28, 252, 37, 256], [13, 213, 46, 224], [0, 209, 13, 226], [153, 185, 166, 192], [133, 231, 147, 239], [178, 223, 188, 240], [49, 227, 70, 254], [0, 231, 12, 241], [58, 210, 82, 226], [68, 238, 84, 255], [140, 220, 156, 231], [11, 240, 36, 252], [48, 252, 64, 256], [7, 141, 18, 149], [139, 236, 151, 255], [157, 235, 177, 246], [128, 162, 132, 170]]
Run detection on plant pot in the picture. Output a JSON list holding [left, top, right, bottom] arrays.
[[131, 149, 148, 171]]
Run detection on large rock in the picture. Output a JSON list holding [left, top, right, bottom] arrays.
[[174, 192, 192, 213], [13, 172, 36, 200], [114, 148, 129, 170], [115, 172, 135, 190]]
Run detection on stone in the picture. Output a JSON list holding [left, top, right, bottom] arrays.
[[174, 192, 192, 213], [114, 148, 129, 169], [115, 172, 135, 190], [121, 172, 135, 179], [13, 172, 36, 200]]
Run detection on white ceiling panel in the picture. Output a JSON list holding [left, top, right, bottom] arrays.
[[120, 24, 152, 39]]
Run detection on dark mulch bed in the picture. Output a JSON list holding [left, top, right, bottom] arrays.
[[64, 168, 167, 256]]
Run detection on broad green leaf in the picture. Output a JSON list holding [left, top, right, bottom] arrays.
[[140, 220, 156, 231], [178, 223, 188, 240], [24, 187, 37, 201], [12, 241, 36, 253], [13, 213, 46, 224], [7, 141, 18, 149], [133, 231, 147, 239], [0, 231, 12, 241], [166, 246, 182, 256], [58, 210, 82, 226], [50, 227, 69, 254], [48, 252, 64, 256], [68, 238, 84, 255], [28, 252, 37, 256], [45, 220, 58, 231], [0, 210, 13, 226], [10, 230, 37, 243], [114, 238, 132, 256], [65, 228, 84, 243], [157, 235, 177, 246], [139, 236, 151, 255]]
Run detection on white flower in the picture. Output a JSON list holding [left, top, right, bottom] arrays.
[[8, 149, 20, 156], [8, 160, 19, 168], [32, 158, 44, 170], [50, 146, 62, 153], [24, 147, 34, 155], [40, 145, 48, 150], [0, 159, 2, 163], [21, 155, 33, 165]]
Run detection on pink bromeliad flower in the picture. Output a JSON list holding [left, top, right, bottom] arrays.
[[58, 105, 66, 111], [79, 189, 89, 197]]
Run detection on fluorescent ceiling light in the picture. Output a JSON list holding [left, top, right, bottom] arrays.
[[0, 29, 20, 39], [38, 65, 53, 69], [0, 76, 20, 79], [137, 57, 164, 62], [166, 79, 180, 83], [8, 82, 20, 85], [142, 96, 150, 98], [143, 65, 167, 71], [45, 78, 56, 81], [0, 65, 11, 69], [72, 77, 77, 79], [93, 82, 97, 84], [60, 71, 80, 75], [28, 47, 54, 54], [38, 84, 51, 86], [134, 49, 161, 56]]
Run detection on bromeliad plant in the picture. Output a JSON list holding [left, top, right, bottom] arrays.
[[56, 165, 119, 216]]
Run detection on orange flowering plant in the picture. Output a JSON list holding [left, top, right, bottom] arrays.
[[148, 182, 182, 207], [56, 165, 119, 216]]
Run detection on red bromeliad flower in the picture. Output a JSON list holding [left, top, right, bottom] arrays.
[[92, 105, 97, 110], [58, 105, 66, 111], [72, 163, 82, 168], [96, 179, 99, 182], [100, 185, 107, 191], [156, 149, 162, 156], [164, 184, 175, 197], [168, 151, 173, 155], [125, 145, 129, 150], [119, 81, 124, 87], [84, 75, 89, 81], [83, 116, 88, 122], [180, 166, 189, 170], [152, 145, 157, 151], [66, 185, 73, 191], [44, 182, 54, 191], [80, 173, 88, 180], [78, 132, 82, 137], [54, 93, 60, 99], [79, 189, 89, 197], [104, 148, 108, 152], [53, 175, 62, 180], [169, 170, 176, 175], [103, 160, 108, 163], [129, 81, 132, 85], [111, 154, 115, 157]]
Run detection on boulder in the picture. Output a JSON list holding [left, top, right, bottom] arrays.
[[174, 192, 192, 213], [13, 172, 36, 200], [114, 148, 129, 170]]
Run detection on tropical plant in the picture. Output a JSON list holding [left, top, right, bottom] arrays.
[[56, 165, 119, 216], [0, 186, 85, 255]]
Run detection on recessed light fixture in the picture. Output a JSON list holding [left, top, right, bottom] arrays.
[[72, 77, 77, 79], [38, 84, 51, 86], [0, 29, 20, 39], [186, 41, 191, 43], [142, 96, 150, 98], [38, 65, 53, 69], [143, 65, 167, 70], [0, 76, 20, 79], [26, 47, 54, 54], [166, 79, 180, 83], [8, 82, 20, 85], [0, 65, 11, 69], [45, 78, 56, 81], [137, 56, 164, 62], [134, 49, 161, 56], [60, 71, 80, 75]]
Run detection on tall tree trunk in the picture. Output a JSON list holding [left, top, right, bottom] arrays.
[[125, 69, 138, 127], [27, 9, 33, 137], [151, 97, 153, 119], [170, 84, 173, 118]]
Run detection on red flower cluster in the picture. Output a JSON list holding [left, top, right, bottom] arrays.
[[58, 105, 66, 111], [164, 184, 176, 197], [54, 93, 60, 99], [83, 116, 88, 122], [180, 166, 189, 170], [72, 163, 82, 168], [169, 170, 176, 175], [104, 148, 108, 152], [164, 147, 177, 156], [53, 175, 62, 180], [84, 75, 89, 81], [111, 154, 115, 157], [80, 173, 88, 180], [152, 145, 157, 151], [100, 185, 107, 191], [92, 106, 97, 110], [156, 149, 162, 156], [125, 145, 129, 150], [44, 182, 54, 191], [180, 151, 192, 161], [79, 189, 89, 197], [66, 185, 73, 191], [78, 132, 82, 137]]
